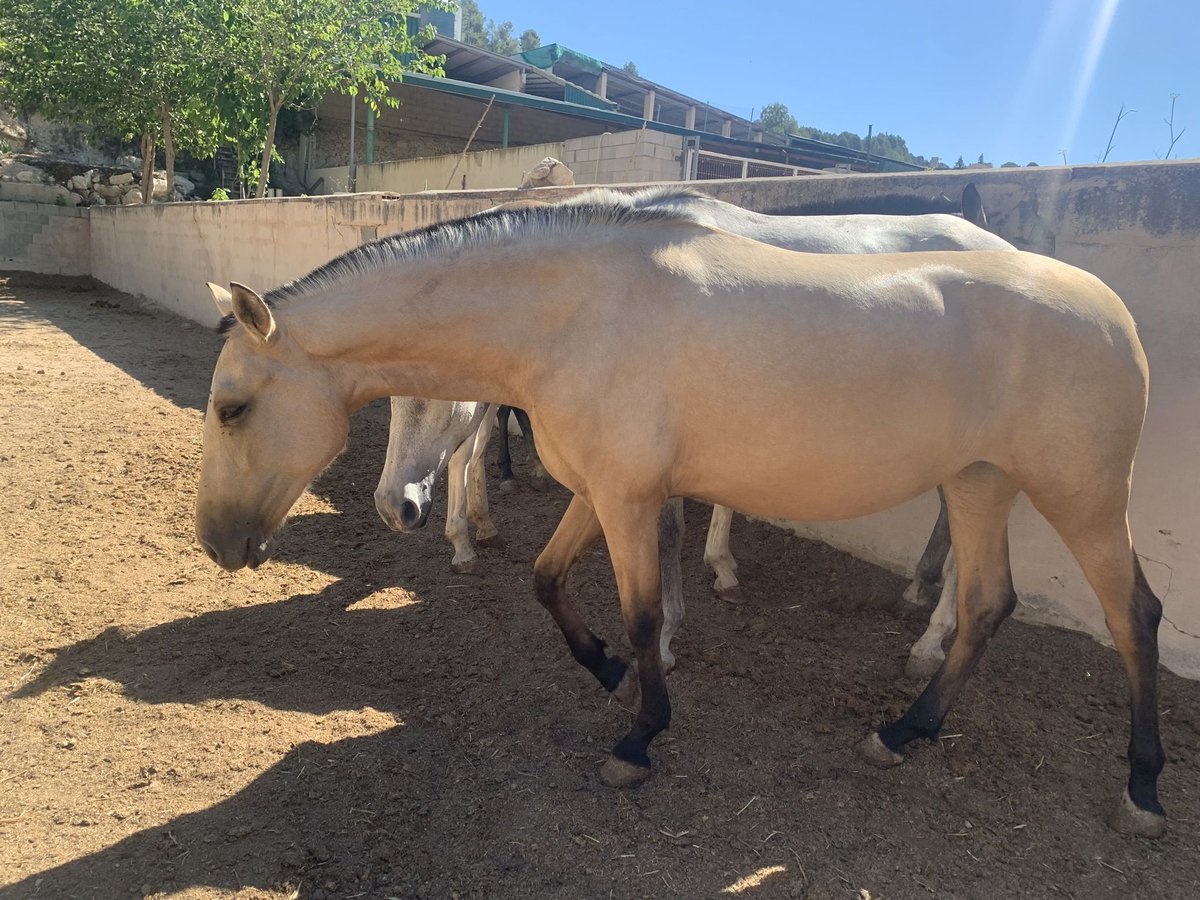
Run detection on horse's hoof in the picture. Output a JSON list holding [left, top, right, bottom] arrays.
[[451, 557, 481, 575], [661, 653, 676, 676], [600, 755, 651, 788], [904, 651, 943, 682], [499, 479, 516, 494], [1109, 789, 1166, 838], [716, 584, 745, 605], [611, 664, 641, 713], [856, 732, 904, 768], [475, 532, 505, 549]]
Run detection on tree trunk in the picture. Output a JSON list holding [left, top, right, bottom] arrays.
[[140, 132, 156, 205], [160, 104, 175, 203], [257, 97, 281, 199]]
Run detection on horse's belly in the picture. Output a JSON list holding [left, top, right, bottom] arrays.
[[668, 371, 979, 521]]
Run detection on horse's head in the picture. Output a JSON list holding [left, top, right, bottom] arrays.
[[196, 282, 351, 571], [374, 398, 485, 533]]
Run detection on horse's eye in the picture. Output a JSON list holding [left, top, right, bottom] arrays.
[[218, 403, 248, 425]]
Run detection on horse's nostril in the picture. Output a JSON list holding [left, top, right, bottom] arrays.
[[200, 539, 220, 564], [400, 499, 422, 528]]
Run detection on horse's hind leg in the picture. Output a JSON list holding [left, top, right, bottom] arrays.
[[703, 505, 743, 602], [533, 495, 628, 695], [1035, 501, 1165, 836], [903, 486, 952, 606], [496, 406, 517, 492], [859, 462, 1018, 765], [658, 498, 686, 673], [513, 407, 552, 489]]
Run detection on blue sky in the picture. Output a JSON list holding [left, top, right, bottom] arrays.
[[477, 0, 1197, 166]]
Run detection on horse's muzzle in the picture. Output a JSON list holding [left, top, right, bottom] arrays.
[[197, 526, 272, 571], [374, 483, 432, 533]]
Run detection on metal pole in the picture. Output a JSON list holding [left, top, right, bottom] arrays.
[[864, 123, 873, 169], [348, 92, 357, 192], [501, 107, 510, 149], [366, 106, 375, 165]]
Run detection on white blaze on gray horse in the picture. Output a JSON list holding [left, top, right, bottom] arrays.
[[195, 196, 1166, 837], [372, 186, 1014, 678]]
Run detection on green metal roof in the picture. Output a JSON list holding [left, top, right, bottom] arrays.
[[514, 44, 604, 75]]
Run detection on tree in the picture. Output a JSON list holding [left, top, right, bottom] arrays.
[[954, 155, 966, 169], [519, 28, 540, 51], [1001, 161, 1019, 167], [757, 102, 798, 136], [219, 0, 446, 197], [622, 61, 640, 76], [459, 0, 487, 45], [0, 0, 223, 203]]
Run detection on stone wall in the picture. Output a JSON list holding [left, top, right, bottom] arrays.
[[21, 160, 1200, 677]]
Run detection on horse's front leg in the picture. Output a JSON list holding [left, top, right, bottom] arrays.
[[443, 439, 478, 574], [466, 406, 501, 547], [594, 497, 671, 788], [533, 495, 627, 692]]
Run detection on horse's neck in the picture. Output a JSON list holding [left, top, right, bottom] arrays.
[[287, 258, 546, 409]]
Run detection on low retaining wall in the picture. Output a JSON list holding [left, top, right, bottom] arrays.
[[0, 200, 90, 275], [31, 160, 1200, 677]]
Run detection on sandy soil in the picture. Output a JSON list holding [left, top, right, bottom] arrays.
[[1, 273, 1198, 900]]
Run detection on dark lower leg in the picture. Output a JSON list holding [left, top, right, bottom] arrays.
[[914, 486, 952, 596], [657, 498, 685, 668], [533, 496, 625, 691], [534, 570, 626, 691], [880, 582, 1016, 751], [496, 406, 515, 483], [1123, 559, 1165, 814], [610, 609, 671, 770], [880, 473, 1017, 753]]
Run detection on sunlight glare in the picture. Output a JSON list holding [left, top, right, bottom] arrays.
[[1059, 0, 1121, 161]]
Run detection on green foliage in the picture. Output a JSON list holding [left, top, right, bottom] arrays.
[[621, 61, 639, 76], [757, 102, 797, 135], [519, 29, 540, 51], [756, 103, 947, 169], [458, 0, 535, 56], [1001, 161, 1019, 168], [954, 156, 966, 169], [0, 0, 221, 156], [209, 186, 230, 201], [458, 0, 487, 45], [0, 0, 448, 198]]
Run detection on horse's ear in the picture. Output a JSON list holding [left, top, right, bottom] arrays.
[[230, 282, 277, 343], [207, 282, 233, 317], [962, 182, 987, 227]]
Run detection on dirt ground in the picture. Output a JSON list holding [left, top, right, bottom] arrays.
[[1, 273, 1198, 900]]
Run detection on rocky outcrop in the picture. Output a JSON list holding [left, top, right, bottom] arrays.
[[0, 154, 203, 206]]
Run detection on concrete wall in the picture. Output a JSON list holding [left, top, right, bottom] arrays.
[[0, 200, 90, 275], [88, 193, 507, 326], [28, 160, 1200, 677], [311, 130, 685, 196]]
